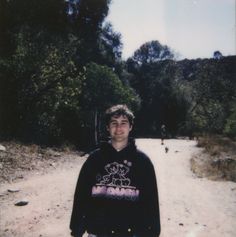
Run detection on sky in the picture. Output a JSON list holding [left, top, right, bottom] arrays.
[[106, 0, 236, 60]]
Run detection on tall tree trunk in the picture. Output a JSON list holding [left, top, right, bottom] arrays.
[[94, 109, 98, 145]]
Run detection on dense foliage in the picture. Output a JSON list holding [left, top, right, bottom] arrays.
[[126, 53, 236, 138], [0, 0, 235, 147], [0, 0, 139, 147]]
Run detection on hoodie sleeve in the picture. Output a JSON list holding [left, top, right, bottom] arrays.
[[70, 158, 91, 237], [142, 158, 161, 237]]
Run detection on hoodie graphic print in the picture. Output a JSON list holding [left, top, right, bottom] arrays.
[[92, 159, 140, 201]]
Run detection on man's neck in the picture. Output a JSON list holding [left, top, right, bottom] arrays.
[[111, 140, 129, 151]]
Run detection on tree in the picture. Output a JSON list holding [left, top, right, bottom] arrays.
[[80, 62, 140, 144], [130, 40, 175, 65], [69, 0, 112, 66], [125, 57, 188, 136], [98, 22, 123, 67], [14, 34, 84, 144], [0, 0, 68, 56], [213, 50, 223, 60], [180, 56, 236, 135], [0, 0, 118, 146]]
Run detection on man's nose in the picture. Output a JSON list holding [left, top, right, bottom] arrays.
[[115, 123, 123, 129]]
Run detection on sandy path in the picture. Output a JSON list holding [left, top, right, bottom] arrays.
[[136, 139, 236, 237], [0, 158, 86, 237], [0, 139, 236, 237]]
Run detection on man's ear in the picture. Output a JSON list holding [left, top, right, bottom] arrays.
[[129, 124, 133, 131]]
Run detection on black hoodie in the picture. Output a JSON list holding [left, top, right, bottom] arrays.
[[70, 139, 161, 237]]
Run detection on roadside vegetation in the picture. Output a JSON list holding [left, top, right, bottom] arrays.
[[0, 141, 84, 183], [191, 135, 236, 182]]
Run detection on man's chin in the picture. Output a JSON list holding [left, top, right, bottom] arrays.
[[113, 136, 127, 142]]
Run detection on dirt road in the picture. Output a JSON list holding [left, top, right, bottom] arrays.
[[1, 139, 236, 237]]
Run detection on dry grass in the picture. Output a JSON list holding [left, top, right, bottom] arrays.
[[191, 135, 236, 182], [0, 141, 83, 183], [197, 135, 236, 154]]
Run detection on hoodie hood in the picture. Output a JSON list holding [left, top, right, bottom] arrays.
[[99, 138, 137, 160]]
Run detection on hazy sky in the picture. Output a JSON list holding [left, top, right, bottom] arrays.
[[106, 0, 235, 60]]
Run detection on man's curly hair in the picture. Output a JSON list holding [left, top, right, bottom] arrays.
[[105, 104, 134, 126]]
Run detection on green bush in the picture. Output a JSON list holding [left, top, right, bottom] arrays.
[[224, 104, 236, 138]]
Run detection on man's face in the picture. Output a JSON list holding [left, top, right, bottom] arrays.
[[107, 115, 132, 143]]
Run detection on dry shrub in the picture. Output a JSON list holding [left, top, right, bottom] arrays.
[[0, 141, 82, 183], [197, 135, 236, 156], [190, 154, 210, 178], [196, 136, 209, 148], [192, 135, 236, 182], [209, 145, 221, 156]]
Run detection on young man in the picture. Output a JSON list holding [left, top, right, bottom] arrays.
[[70, 105, 161, 237]]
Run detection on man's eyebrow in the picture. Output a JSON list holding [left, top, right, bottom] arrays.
[[110, 119, 129, 123], [110, 119, 118, 123]]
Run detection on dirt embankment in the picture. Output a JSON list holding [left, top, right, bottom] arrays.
[[190, 136, 236, 182], [0, 142, 85, 183]]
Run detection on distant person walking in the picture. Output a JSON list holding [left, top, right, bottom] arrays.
[[160, 124, 166, 145]]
